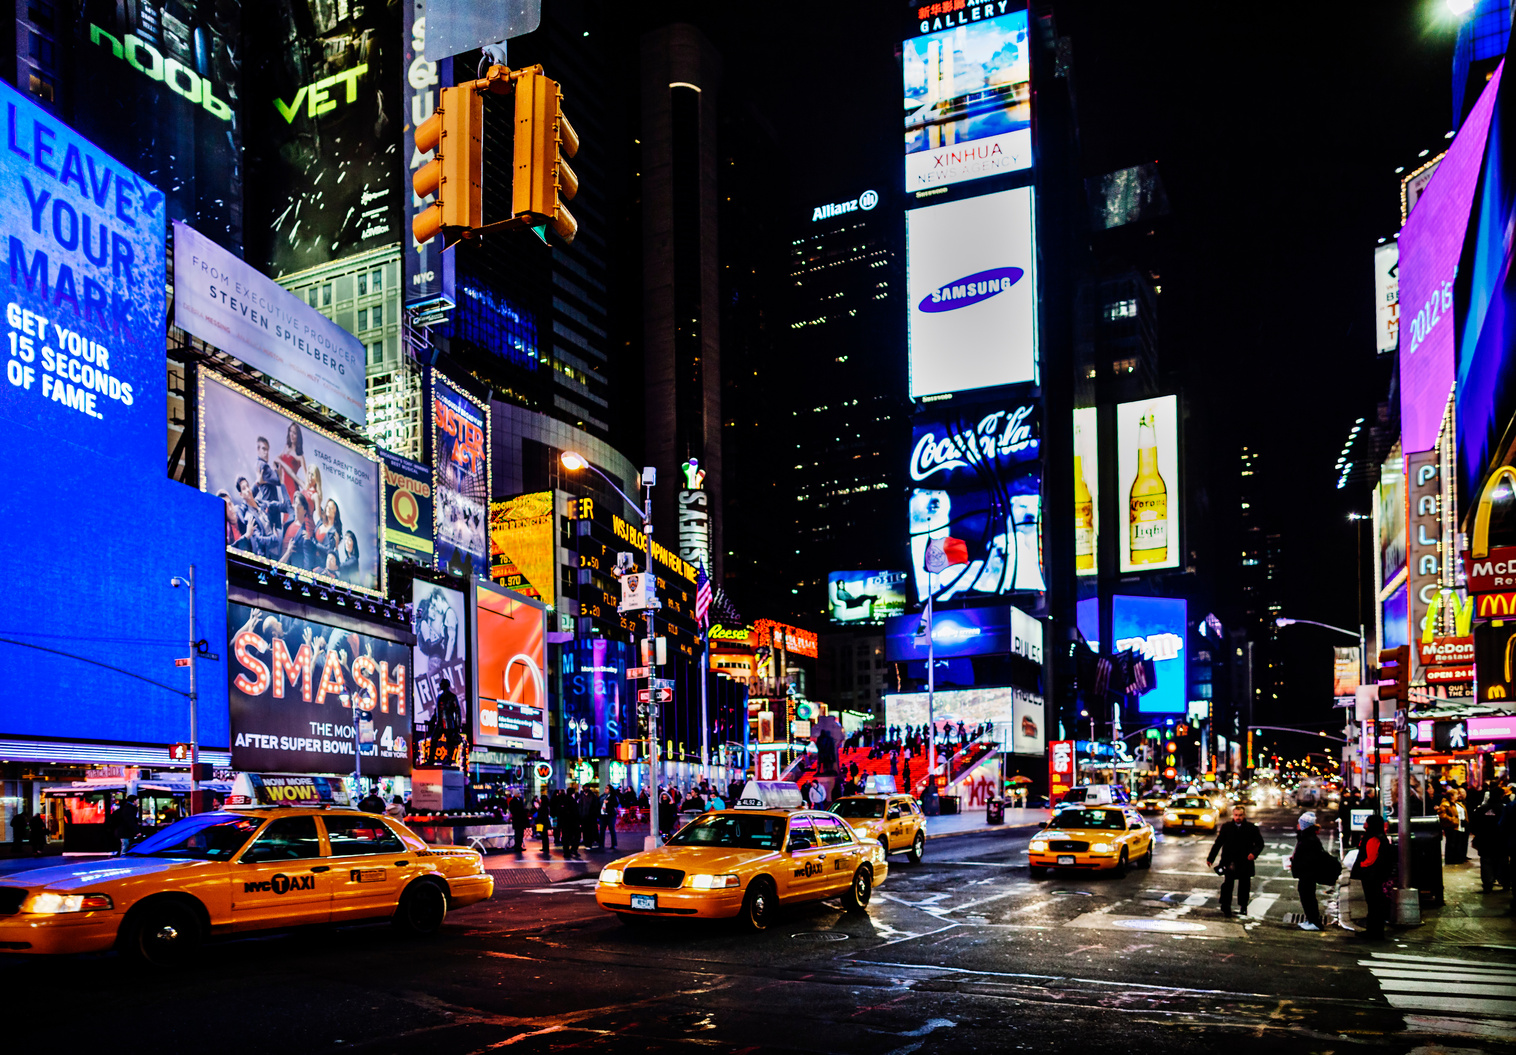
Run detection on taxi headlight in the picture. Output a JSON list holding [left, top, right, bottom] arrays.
[[26, 892, 113, 914], [1201, 813, 1216, 823], [598, 868, 623, 886], [1029, 840, 1048, 852], [1164, 811, 1179, 821], [687, 874, 740, 890], [1091, 842, 1114, 854]]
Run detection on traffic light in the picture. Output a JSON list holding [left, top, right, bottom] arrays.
[[412, 84, 483, 245], [1378, 646, 1410, 706], [511, 68, 579, 243]]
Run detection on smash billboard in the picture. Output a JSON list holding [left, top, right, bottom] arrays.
[[229, 602, 411, 775], [908, 401, 1043, 602]]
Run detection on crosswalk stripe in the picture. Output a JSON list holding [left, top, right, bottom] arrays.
[[1363, 952, 1516, 969], [1244, 893, 1278, 918], [1182, 893, 1207, 906], [1370, 969, 1516, 985], [1377, 980, 1516, 998], [1383, 994, 1516, 1017]]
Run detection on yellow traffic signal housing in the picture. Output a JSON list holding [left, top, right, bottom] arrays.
[[1377, 646, 1409, 704], [412, 84, 483, 245], [511, 69, 579, 243]]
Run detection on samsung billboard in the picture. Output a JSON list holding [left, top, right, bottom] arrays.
[[907, 187, 1037, 399]]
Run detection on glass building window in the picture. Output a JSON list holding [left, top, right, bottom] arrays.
[[358, 273, 368, 296], [372, 269, 383, 291], [358, 309, 369, 331], [322, 284, 332, 307]]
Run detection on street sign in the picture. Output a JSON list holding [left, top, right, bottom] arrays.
[[174, 658, 191, 667], [1394, 709, 1407, 732], [652, 677, 674, 690], [626, 666, 650, 680], [638, 687, 675, 704], [619, 573, 660, 613]]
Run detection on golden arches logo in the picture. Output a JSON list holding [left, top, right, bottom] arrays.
[[1478, 592, 1516, 618], [1471, 465, 1516, 558]]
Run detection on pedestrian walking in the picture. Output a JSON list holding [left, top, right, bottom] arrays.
[[509, 795, 529, 853], [1471, 788, 1504, 893], [1206, 805, 1264, 917], [385, 795, 407, 821], [1290, 811, 1338, 931], [1352, 813, 1394, 938], [110, 795, 141, 855], [358, 787, 386, 814], [535, 795, 552, 854], [658, 792, 676, 841], [602, 790, 619, 851], [579, 788, 600, 850], [11, 805, 28, 847], [29, 812, 47, 853]]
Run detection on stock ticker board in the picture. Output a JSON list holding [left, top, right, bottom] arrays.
[[562, 495, 700, 654]]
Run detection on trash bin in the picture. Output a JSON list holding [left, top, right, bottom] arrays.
[[939, 795, 961, 815], [1406, 815, 1444, 906], [986, 798, 1005, 824]]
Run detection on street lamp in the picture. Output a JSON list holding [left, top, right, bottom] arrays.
[[561, 451, 663, 851], [1275, 616, 1378, 801]]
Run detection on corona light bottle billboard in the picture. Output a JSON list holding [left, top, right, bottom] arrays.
[[1074, 414, 1096, 574], [1128, 413, 1168, 564]]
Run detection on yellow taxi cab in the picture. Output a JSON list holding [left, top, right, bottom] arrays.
[[1133, 791, 1170, 814], [1163, 795, 1221, 833], [831, 788, 926, 864], [0, 806, 493, 964], [595, 781, 887, 931], [1027, 805, 1153, 876]]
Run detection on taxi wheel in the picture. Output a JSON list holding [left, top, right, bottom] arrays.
[[843, 866, 873, 912], [1112, 849, 1129, 879], [122, 898, 202, 966], [907, 831, 925, 864], [393, 879, 448, 936], [1140, 844, 1154, 869], [739, 877, 775, 932]]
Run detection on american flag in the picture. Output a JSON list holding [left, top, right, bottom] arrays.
[[694, 561, 713, 627]]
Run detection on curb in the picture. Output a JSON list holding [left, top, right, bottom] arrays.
[[925, 821, 1042, 842]]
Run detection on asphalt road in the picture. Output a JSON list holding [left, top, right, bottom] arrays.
[[4, 807, 1513, 1053]]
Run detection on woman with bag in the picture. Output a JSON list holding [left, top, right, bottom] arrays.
[[1290, 811, 1338, 931], [1352, 813, 1393, 939]]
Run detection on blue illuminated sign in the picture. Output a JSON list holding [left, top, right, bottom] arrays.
[[0, 83, 228, 750], [885, 605, 1011, 662], [1111, 595, 1187, 714]]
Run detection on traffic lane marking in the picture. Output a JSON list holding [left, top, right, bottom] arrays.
[[1062, 912, 1249, 940]]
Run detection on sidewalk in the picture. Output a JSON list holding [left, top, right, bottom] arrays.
[[1337, 847, 1516, 949], [481, 807, 1051, 884]]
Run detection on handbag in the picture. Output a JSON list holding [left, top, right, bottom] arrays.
[[1316, 852, 1342, 886]]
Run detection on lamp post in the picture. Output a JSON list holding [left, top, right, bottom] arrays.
[[169, 567, 199, 813], [1276, 616, 1375, 799], [562, 452, 662, 850]]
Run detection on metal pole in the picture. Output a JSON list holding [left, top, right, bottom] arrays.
[[188, 565, 199, 814], [926, 570, 935, 797], [1397, 716, 1412, 891], [700, 623, 710, 781], [645, 480, 660, 851]]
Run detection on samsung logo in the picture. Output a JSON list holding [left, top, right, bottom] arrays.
[[919, 267, 1024, 313], [812, 189, 879, 222]]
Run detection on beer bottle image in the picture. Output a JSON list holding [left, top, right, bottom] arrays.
[[1074, 438, 1095, 572], [1128, 412, 1168, 564]]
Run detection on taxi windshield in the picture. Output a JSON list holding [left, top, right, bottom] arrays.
[[665, 814, 784, 850], [1055, 809, 1124, 830], [1171, 798, 1210, 809], [831, 799, 887, 819], [128, 812, 265, 860]]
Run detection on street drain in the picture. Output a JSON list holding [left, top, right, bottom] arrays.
[[791, 931, 850, 942], [1051, 890, 1093, 896]]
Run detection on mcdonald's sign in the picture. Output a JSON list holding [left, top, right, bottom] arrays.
[[1466, 466, 1516, 593], [1474, 619, 1516, 704], [1476, 591, 1516, 618]]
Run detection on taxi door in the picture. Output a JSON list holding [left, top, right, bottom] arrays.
[[885, 799, 907, 850], [812, 815, 864, 893], [320, 814, 413, 921], [229, 814, 332, 930], [1125, 810, 1152, 855], [782, 816, 831, 901]]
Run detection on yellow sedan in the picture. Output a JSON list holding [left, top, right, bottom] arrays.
[[0, 807, 492, 964], [595, 807, 887, 930], [1163, 795, 1221, 833], [1027, 806, 1153, 876], [831, 794, 926, 863]]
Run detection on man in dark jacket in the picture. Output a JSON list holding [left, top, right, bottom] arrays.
[[579, 788, 601, 850], [111, 795, 141, 855], [1471, 789, 1504, 894], [508, 795, 530, 853], [1290, 811, 1332, 931], [1207, 805, 1265, 917]]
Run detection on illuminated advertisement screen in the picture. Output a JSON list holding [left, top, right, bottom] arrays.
[[562, 638, 632, 759], [476, 583, 548, 754], [1381, 583, 1409, 653], [246, 0, 403, 276], [907, 187, 1037, 398], [1374, 242, 1399, 356], [902, 2, 1031, 191], [174, 222, 367, 425], [1076, 596, 1100, 652], [412, 578, 469, 768], [432, 373, 491, 581], [228, 602, 411, 775], [402, 0, 455, 311], [71, 0, 243, 252], [1112, 595, 1187, 714], [380, 449, 434, 564], [1399, 62, 1501, 454], [0, 83, 233, 751], [828, 571, 909, 625], [1116, 395, 1180, 573], [199, 373, 383, 595], [885, 685, 1044, 754], [490, 492, 556, 606], [885, 604, 1012, 661], [1376, 454, 1406, 588], [1073, 407, 1099, 577], [909, 402, 1042, 603]]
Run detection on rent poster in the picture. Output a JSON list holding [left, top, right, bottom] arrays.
[[432, 373, 490, 581], [412, 578, 470, 767]]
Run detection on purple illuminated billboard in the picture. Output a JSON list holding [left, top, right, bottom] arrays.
[[1399, 62, 1503, 455]]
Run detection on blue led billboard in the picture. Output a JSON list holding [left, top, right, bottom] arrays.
[[885, 605, 1012, 662], [1111, 595, 1187, 714], [0, 83, 228, 749], [560, 638, 632, 758], [1076, 596, 1100, 652]]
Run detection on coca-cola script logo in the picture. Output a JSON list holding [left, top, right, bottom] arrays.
[[910, 406, 1037, 482], [918, 266, 1025, 313]]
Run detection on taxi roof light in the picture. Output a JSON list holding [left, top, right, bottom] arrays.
[[733, 780, 805, 811]]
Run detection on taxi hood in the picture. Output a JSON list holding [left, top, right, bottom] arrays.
[[0, 856, 208, 891], [612, 845, 773, 874]]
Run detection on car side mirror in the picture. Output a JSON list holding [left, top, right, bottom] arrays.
[[789, 834, 813, 852]]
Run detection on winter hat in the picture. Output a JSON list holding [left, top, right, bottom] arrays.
[[1297, 811, 1316, 831]]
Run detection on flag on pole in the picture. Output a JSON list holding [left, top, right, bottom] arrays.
[[923, 536, 969, 573], [695, 561, 713, 627]]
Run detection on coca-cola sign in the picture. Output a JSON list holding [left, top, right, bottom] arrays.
[[911, 405, 1038, 482]]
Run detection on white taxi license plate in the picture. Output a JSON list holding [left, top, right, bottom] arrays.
[[630, 894, 657, 911], [1057, 855, 1075, 866]]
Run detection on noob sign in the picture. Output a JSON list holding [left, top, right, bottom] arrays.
[[0, 80, 164, 466]]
